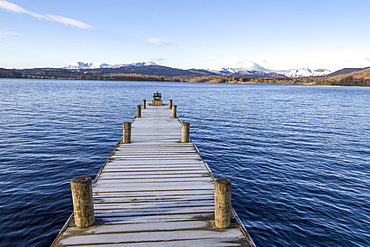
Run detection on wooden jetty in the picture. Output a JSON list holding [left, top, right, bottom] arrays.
[[52, 99, 255, 247]]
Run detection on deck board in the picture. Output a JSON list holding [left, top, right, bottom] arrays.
[[52, 104, 255, 247]]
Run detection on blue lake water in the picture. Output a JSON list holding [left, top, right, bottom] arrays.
[[0, 79, 369, 247]]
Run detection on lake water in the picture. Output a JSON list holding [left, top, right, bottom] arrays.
[[0, 79, 369, 247]]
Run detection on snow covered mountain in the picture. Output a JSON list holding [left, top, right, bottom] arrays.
[[62, 61, 157, 70], [212, 67, 331, 78], [213, 68, 239, 76], [284, 68, 331, 77], [211, 61, 271, 76], [211, 64, 284, 77]]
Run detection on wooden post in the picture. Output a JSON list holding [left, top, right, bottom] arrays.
[[123, 122, 131, 143], [136, 105, 141, 118], [171, 105, 177, 118], [168, 99, 173, 109], [181, 122, 190, 143], [214, 177, 232, 229], [142, 99, 146, 109], [70, 176, 95, 228]]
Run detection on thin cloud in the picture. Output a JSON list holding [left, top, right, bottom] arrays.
[[0, 0, 26, 13], [0, 30, 21, 36], [146, 38, 178, 46], [0, 0, 93, 29], [31, 13, 93, 30], [151, 57, 165, 62]]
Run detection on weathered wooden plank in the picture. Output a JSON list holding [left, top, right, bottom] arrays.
[[97, 173, 210, 180], [100, 167, 207, 172], [94, 180, 212, 187], [96, 177, 213, 183], [93, 181, 212, 187], [94, 186, 213, 193], [55, 238, 244, 247], [105, 163, 205, 168], [98, 170, 209, 176], [93, 195, 214, 203], [108, 156, 203, 161], [92, 213, 213, 224], [56, 229, 246, 246], [95, 180, 212, 185], [93, 206, 214, 217], [93, 199, 213, 210], [106, 159, 205, 164], [100, 165, 207, 170], [63, 220, 215, 236], [93, 190, 214, 198]]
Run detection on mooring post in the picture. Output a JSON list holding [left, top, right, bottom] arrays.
[[214, 177, 232, 229], [168, 99, 173, 109], [70, 176, 95, 228], [181, 122, 190, 143], [171, 105, 177, 118], [122, 122, 131, 143], [142, 99, 146, 109], [136, 105, 141, 118]]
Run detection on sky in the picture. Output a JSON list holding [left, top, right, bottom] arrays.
[[1, 0, 370, 71]]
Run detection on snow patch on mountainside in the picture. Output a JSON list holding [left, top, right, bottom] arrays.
[[212, 61, 270, 76], [285, 68, 331, 77], [236, 60, 270, 72], [212, 68, 238, 76]]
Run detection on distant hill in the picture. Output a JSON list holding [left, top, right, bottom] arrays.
[[326, 67, 369, 78], [19, 65, 200, 77], [61, 62, 212, 77], [313, 67, 370, 86], [0, 68, 22, 78], [329, 67, 370, 80], [99, 65, 198, 77]]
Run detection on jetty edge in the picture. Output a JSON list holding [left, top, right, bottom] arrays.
[[51, 97, 256, 247]]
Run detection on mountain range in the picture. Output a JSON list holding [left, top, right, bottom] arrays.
[[60, 61, 332, 78], [3, 61, 370, 83]]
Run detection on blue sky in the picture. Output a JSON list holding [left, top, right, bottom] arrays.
[[1, 0, 370, 71]]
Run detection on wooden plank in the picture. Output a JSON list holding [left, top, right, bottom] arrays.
[[93, 191, 213, 198], [93, 195, 214, 203], [93, 200, 213, 210], [99, 170, 207, 175], [100, 166, 207, 171], [56, 229, 246, 246], [96, 177, 213, 183], [93, 190, 214, 198], [54, 239, 244, 247], [97, 173, 210, 180], [92, 213, 213, 224], [63, 221, 215, 236]]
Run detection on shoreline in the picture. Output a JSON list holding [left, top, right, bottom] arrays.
[[1, 73, 369, 87]]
